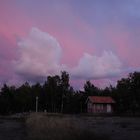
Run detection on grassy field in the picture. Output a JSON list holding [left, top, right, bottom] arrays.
[[26, 113, 140, 140]]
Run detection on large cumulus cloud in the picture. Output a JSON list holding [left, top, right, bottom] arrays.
[[14, 27, 123, 82], [14, 27, 66, 80]]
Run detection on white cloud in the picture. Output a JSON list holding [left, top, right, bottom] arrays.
[[71, 51, 122, 79], [14, 27, 122, 83], [14, 27, 66, 80]]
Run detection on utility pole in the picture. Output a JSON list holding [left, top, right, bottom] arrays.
[[36, 96, 38, 113]]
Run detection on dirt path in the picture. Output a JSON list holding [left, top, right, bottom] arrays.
[[0, 119, 27, 140]]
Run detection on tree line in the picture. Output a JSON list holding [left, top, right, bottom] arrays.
[[0, 71, 140, 115]]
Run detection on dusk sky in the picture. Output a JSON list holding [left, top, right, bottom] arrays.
[[0, 0, 140, 89]]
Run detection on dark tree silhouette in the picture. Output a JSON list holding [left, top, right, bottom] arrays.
[[0, 71, 140, 115]]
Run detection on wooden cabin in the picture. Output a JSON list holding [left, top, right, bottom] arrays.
[[86, 96, 115, 113]]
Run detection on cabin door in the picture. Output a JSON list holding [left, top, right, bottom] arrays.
[[107, 104, 111, 113]]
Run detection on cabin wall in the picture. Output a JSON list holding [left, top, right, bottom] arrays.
[[87, 102, 113, 113]]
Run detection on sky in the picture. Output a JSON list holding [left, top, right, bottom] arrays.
[[0, 0, 140, 89]]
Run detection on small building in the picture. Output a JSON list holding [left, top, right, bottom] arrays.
[[86, 96, 115, 113]]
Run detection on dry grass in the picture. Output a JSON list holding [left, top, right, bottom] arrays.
[[26, 113, 109, 140]]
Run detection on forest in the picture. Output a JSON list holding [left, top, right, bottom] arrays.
[[0, 71, 140, 115]]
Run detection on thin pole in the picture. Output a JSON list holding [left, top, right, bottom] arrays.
[[36, 96, 38, 112]]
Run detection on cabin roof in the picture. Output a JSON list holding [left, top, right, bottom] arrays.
[[88, 96, 115, 104]]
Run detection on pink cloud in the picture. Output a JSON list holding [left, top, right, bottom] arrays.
[[49, 19, 95, 67], [0, 1, 139, 89], [104, 24, 140, 69], [0, 0, 95, 68], [0, 1, 33, 44]]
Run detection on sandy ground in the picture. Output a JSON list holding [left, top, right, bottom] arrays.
[[0, 119, 27, 140], [0, 114, 140, 140], [79, 116, 140, 140]]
